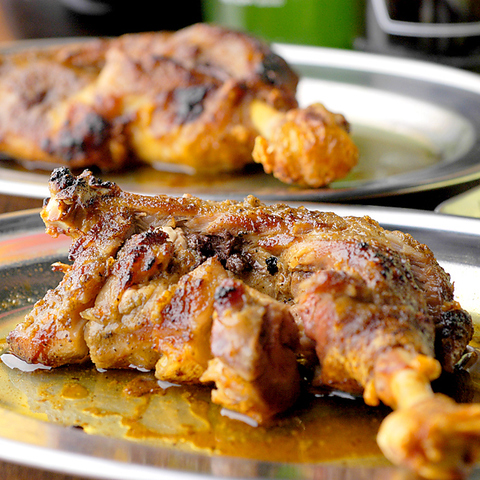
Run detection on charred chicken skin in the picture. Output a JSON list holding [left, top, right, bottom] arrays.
[[0, 23, 358, 187], [7, 168, 480, 478]]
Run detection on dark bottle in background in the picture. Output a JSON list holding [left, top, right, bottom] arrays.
[[0, 0, 203, 39], [360, 0, 480, 70]]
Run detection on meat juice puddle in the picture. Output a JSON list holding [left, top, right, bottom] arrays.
[[0, 306, 477, 465], [0, 308, 388, 465], [106, 125, 439, 192], [342, 126, 439, 183]]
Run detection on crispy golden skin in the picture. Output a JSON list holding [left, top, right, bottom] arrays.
[[0, 24, 297, 172], [7, 168, 480, 477], [154, 257, 231, 384], [252, 103, 358, 187], [7, 207, 136, 367]]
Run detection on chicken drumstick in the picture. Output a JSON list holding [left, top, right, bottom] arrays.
[[7, 168, 479, 479], [296, 269, 480, 480], [0, 23, 358, 186]]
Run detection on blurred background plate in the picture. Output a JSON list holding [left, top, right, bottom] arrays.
[[2, 42, 480, 206]]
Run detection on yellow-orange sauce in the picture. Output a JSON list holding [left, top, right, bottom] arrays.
[[0, 310, 389, 466], [0, 308, 478, 468]]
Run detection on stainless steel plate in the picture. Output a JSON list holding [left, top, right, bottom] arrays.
[[1, 206, 480, 480], [1, 42, 480, 201]]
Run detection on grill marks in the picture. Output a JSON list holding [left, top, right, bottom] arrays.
[[0, 23, 300, 174], [174, 85, 210, 123]]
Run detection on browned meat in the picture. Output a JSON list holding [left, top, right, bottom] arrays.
[[202, 277, 301, 424], [0, 23, 357, 186], [81, 228, 177, 371], [0, 37, 114, 170], [7, 206, 136, 367], [296, 269, 435, 402], [154, 257, 231, 384], [6, 168, 480, 478]]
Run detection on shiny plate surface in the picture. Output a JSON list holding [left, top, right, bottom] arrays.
[[1, 206, 480, 480], [1, 42, 480, 201]]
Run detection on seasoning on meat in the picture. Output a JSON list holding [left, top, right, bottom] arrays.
[[7, 168, 480, 479]]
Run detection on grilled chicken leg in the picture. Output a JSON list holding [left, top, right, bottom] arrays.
[[0, 23, 358, 186], [6, 168, 477, 478], [296, 269, 479, 480]]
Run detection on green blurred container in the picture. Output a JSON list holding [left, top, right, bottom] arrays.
[[202, 0, 365, 49]]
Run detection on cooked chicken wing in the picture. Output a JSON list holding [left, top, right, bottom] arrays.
[[7, 168, 479, 478], [0, 23, 358, 186]]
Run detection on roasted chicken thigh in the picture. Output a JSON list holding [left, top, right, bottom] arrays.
[[0, 24, 358, 186], [7, 168, 480, 478]]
